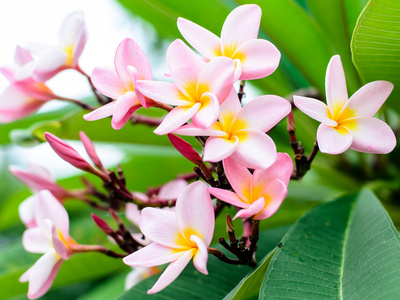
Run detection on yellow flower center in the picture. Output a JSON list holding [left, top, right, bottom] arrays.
[[63, 44, 75, 66], [327, 100, 358, 133], [175, 227, 202, 250]]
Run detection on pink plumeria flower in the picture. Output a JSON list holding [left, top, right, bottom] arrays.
[[0, 46, 55, 123], [84, 38, 153, 129], [19, 195, 38, 228], [209, 153, 292, 220], [294, 55, 396, 154], [174, 89, 291, 169], [177, 4, 280, 81], [20, 190, 80, 299], [31, 11, 87, 81], [136, 39, 235, 135], [125, 267, 161, 291], [123, 181, 214, 294]]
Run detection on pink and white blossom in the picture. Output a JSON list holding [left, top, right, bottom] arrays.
[[209, 154, 292, 220], [174, 89, 291, 169], [20, 190, 80, 299], [294, 55, 396, 154], [123, 181, 214, 294], [31, 11, 88, 81], [125, 267, 161, 291], [177, 4, 280, 81], [136, 39, 235, 135], [84, 38, 153, 129]]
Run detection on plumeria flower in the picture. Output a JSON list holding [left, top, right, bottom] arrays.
[[30, 11, 87, 81], [125, 267, 161, 291], [136, 39, 235, 135], [20, 190, 80, 299], [174, 89, 291, 169], [177, 4, 280, 81], [209, 154, 292, 220], [84, 38, 153, 129], [0, 46, 55, 123], [294, 55, 396, 154], [123, 181, 214, 294]]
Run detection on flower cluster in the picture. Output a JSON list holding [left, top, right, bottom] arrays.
[[2, 3, 397, 299]]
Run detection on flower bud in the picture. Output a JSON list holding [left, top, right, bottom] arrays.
[[79, 131, 104, 170], [91, 213, 114, 235], [167, 134, 202, 165]]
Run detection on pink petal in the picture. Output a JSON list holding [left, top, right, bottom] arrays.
[[50, 223, 70, 260], [347, 81, 394, 117], [222, 157, 252, 200], [350, 117, 396, 154], [167, 134, 203, 165], [237, 95, 291, 132], [158, 179, 188, 199], [114, 38, 152, 90], [147, 249, 194, 294], [27, 250, 63, 299], [176, 181, 214, 246], [123, 243, 185, 268], [208, 187, 247, 208], [173, 123, 226, 137], [203, 136, 239, 163], [293, 96, 337, 127], [166, 39, 206, 97], [153, 103, 201, 135], [79, 131, 103, 169], [219, 88, 242, 119], [20, 266, 32, 283], [221, 4, 261, 51], [231, 129, 277, 169], [177, 17, 221, 59], [197, 56, 235, 103], [325, 55, 348, 109], [72, 27, 87, 66], [191, 92, 220, 128], [190, 235, 209, 275], [22, 227, 52, 253], [91, 67, 126, 99], [255, 179, 287, 220], [125, 203, 141, 226], [317, 123, 353, 154], [0, 65, 17, 82], [139, 207, 181, 248], [15, 45, 33, 66], [136, 80, 191, 106], [35, 190, 70, 238], [58, 11, 85, 49], [111, 91, 141, 130], [83, 101, 116, 121], [234, 197, 265, 220], [18, 195, 37, 228], [34, 48, 68, 81], [252, 153, 293, 187], [236, 39, 280, 80]]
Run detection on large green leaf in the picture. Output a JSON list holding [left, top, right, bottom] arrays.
[[351, 0, 400, 112], [119, 226, 288, 300], [260, 189, 400, 299]]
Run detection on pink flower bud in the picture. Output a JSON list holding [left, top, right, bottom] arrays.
[[168, 134, 202, 165], [91, 213, 114, 235], [79, 131, 104, 170], [287, 111, 295, 132]]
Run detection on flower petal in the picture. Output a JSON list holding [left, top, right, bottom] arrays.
[[22, 227, 52, 253], [347, 81, 394, 117], [18, 195, 37, 228], [234, 197, 265, 220], [237, 95, 291, 132], [231, 129, 277, 169], [350, 117, 396, 154], [111, 92, 141, 130], [125, 203, 141, 226], [91, 67, 126, 99], [136, 80, 191, 106], [34, 48, 68, 82], [154, 103, 201, 135], [317, 123, 353, 154], [173, 123, 226, 137], [58, 11, 85, 49], [123, 243, 184, 268], [222, 157, 252, 200], [176, 181, 214, 246], [177, 17, 221, 59], [208, 187, 248, 208], [190, 235, 209, 275], [255, 179, 287, 220], [139, 207, 181, 248], [252, 153, 293, 187], [15, 45, 34, 66], [219, 88, 242, 121], [236, 39, 280, 80], [203, 136, 239, 163], [147, 249, 194, 294], [167, 39, 206, 96], [191, 92, 220, 128], [221, 4, 261, 50], [293, 95, 337, 126], [158, 179, 188, 199], [27, 250, 63, 299], [83, 101, 116, 121], [325, 55, 348, 109]]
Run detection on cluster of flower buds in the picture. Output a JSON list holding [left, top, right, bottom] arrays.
[[3, 3, 397, 299]]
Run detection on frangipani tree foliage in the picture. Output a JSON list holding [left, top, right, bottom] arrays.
[[0, 1, 400, 300]]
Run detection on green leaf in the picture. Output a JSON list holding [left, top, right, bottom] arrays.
[[260, 189, 400, 299], [77, 272, 129, 300], [119, 226, 288, 300], [351, 0, 400, 112], [237, 0, 335, 94]]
